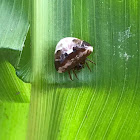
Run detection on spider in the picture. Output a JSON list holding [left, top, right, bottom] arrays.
[[54, 37, 95, 80]]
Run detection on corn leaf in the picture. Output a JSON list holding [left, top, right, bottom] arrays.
[[0, 0, 30, 102], [0, 103, 29, 140], [27, 0, 140, 140], [0, 61, 30, 102], [0, 0, 30, 139], [0, 0, 29, 51], [0, 0, 140, 139]]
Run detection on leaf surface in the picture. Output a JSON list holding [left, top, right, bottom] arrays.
[[28, 0, 140, 140], [0, 0, 30, 102]]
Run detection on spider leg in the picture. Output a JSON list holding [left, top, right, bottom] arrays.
[[68, 71, 73, 81], [86, 58, 96, 65], [73, 70, 79, 80], [86, 62, 91, 72]]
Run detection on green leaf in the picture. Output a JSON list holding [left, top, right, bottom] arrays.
[[0, 61, 30, 102], [27, 0, 140, 139], [0, 0, 31, 139], [0, 0, 31, 102], [0, 0, 29, 66], [15, 30, 32, 83], [0, 103, 29, 140]]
